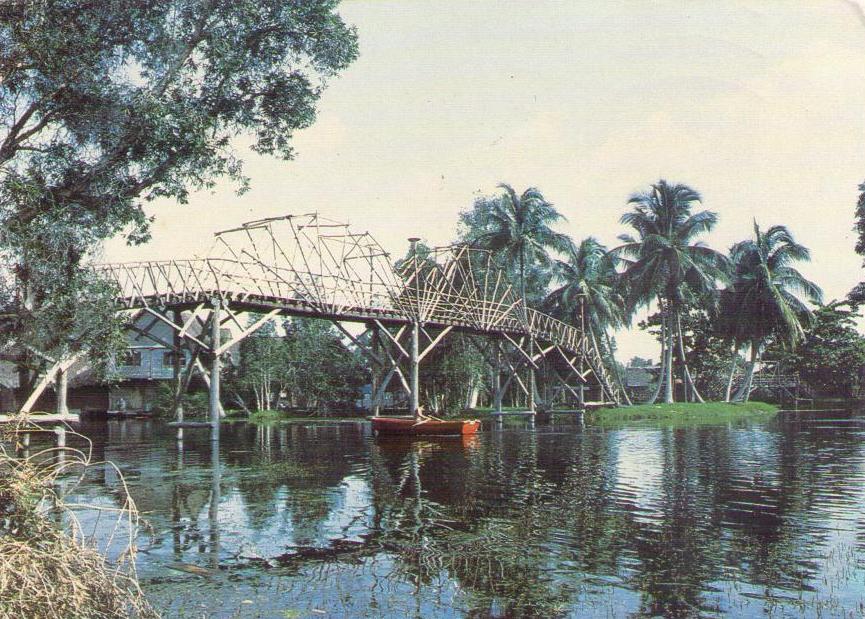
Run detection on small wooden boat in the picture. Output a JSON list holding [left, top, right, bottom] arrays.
[[370, 415, 481, 436]]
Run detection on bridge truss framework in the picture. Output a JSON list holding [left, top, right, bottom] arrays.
[[24, 214, 621, 437]]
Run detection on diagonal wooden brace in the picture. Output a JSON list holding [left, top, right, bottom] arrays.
[[215, 309, 281, 355]]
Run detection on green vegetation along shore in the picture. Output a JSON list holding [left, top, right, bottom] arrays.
[[228, 409, 364, 424], [586, 402, 778, 426]]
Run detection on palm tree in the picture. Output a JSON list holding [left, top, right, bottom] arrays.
[[469, 183, 572, 410], [545, 237, 632, 404], [613, 180, 728, 403], [723, 223, 822, 402]]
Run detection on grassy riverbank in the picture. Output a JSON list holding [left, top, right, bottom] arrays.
[[587, 401, 778, 426], [229, 409, 366, 423]]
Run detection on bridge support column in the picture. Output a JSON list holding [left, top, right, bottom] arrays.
[[209, 300, 222, 442], [527, 338, 536, 414], [370, 325, 381, 417], [172, 310, 185, 441], [54, 425, 66, 464], [410, 321, 420, 414], [493, 345, 502, 414], [55, 368, 68, 419]]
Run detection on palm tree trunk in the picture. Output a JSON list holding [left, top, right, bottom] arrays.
[[743, 343, 759, 403], [645, 314, 667, 404], [724, 345, 738, 402], [734, 341, 759, 402], [663, 308, 674, 403], [675, 313, 704, 403], [603, 330, 632, 405]]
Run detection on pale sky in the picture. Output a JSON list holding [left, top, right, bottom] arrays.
[[104, 0, 865, 359]]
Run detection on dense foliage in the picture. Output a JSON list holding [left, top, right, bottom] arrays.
[[777, 302, 865, 398], [226, 317, 365, 413], [419, 332, 488, 414], [854, 181, 865, 259], [720, 223, 822, 401], [640, 306, 740, 401], [613, 181, 728, 403], [458, 184, 570, 307], [0, 0, 357, 389]]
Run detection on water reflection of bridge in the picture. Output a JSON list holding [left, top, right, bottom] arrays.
[[26, 214, 620, 435]]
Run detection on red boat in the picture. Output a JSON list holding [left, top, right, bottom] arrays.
[[370, 415, 481, 436]]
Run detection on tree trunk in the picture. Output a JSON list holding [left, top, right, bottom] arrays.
[[645, 314, 667, 405], [232, 390, 252, 415], [466, 378, 480, 409], [734, 341, 759, 402], [274, 383, 285, 411], [493, 348, 503, 412], [675, 312, 704, 403], [724, 345, 738, 402], [663, 310, 674, 403]]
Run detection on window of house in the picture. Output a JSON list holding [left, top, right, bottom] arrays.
[[163, 351, 176, 367], [123, 350, 142, 366]]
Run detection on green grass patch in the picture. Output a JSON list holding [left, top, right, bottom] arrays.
[[587, 401, 778, 427], [227, 409, 366, 424], [468, 406, 527, 413]]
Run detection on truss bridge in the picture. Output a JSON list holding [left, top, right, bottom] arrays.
[[27, 214, 620, 432]]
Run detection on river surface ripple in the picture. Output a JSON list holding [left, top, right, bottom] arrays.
[[54, 410, 865, 618]]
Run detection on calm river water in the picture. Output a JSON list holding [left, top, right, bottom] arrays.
[[53, 410, 865, 618]]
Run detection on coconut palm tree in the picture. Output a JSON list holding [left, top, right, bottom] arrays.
[[469, 183, 572, 410], [723, 222, 822, 402], [544, 237, 632, 404], [613, 180, 728, 403]]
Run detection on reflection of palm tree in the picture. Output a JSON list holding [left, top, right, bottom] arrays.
[[631, 428, 718, 615], [614, 181, 728, 403], [721, 223, 822, 401]]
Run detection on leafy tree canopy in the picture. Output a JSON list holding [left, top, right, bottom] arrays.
[[0, 0, 357, 370], [854, 181, 865, 260], [614, 180, 728, 311], [722, 223, 822, 350], [457, 184, 569, 307], [226, 317, 364, 413], [773, 301, 865, 398]]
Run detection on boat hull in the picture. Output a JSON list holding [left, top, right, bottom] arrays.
[[370, 416, 481, 436]]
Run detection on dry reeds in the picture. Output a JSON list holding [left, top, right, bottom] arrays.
[[0, 415, 157, 619]]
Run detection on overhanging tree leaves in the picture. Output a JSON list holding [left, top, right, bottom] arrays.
[[0, 0, 358, 394]]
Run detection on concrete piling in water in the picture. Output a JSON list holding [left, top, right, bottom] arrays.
[[54, 426, 66, 464]]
